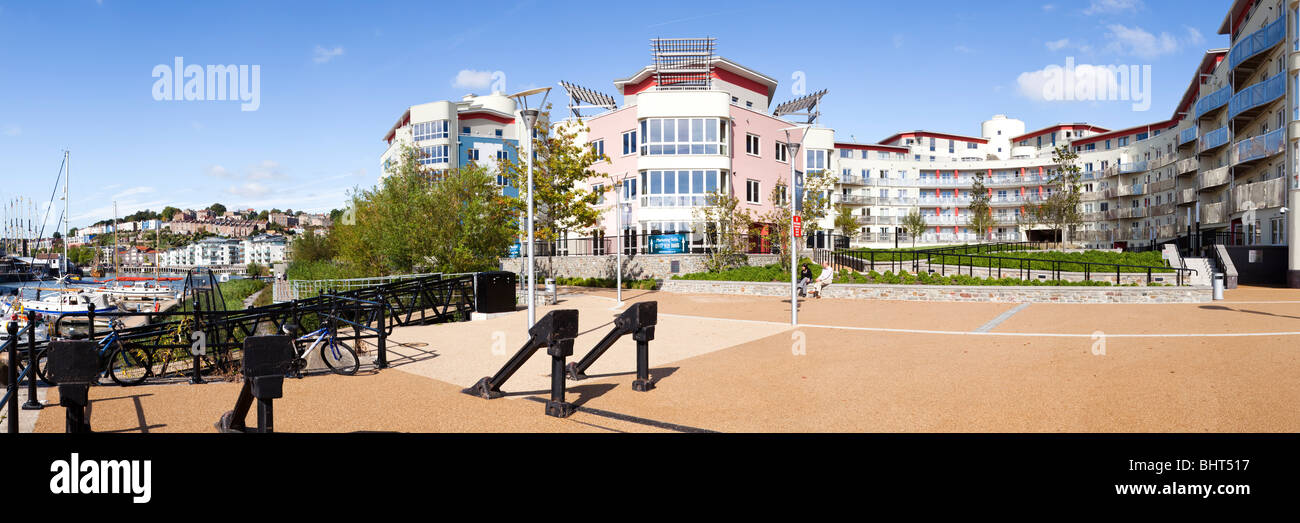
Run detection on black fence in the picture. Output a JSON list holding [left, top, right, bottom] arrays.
[[812, 241, 1197, 286], [513, 232, 781, 257]]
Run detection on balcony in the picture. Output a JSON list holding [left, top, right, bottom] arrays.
[[1198, 126, 1230, 154], [1202, 201, 1228, 224], [1117, 183, 1145, 197], [923, 215, 967, 226], [1228, 71, 1286, 124], [1231, 127, 1285, 167], [839, 176, 866, 186], [1228, 16, 1285, 78], [1198, 166, 1231, 191], [1175, 158, 1198, 176], [915, 177, 975, 187], [1194, 85, 1232, 119], [1176, 187, 1197, 205], [918, 196, 971, 206], [833, 194, 875, 205], [878, 196, 918, 205], [1178, 126, 1198, 147], [1150, 203, 1175, 217], [1149, 177, 1176, 193], [1117, 207, 1145, 219], [1233, 177, 1286, 211], [863, 177, 912, 187]]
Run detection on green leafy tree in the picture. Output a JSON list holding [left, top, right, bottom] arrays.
[[693, 189, 754, 272], [290, 228, 335, 263], [425, 163, 522, 272], [1026, 145, 1083, 246], [968, 169, 995, 242], [161, 206, 180, 221], [902, 209, 928, 249], [208, 203, 227, 215], [759, 181, 795, 271], [833, 204, 858, 241]]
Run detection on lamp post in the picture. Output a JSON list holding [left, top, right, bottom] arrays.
[[615, 173, 630, 307], [783, 126, 808, 326], [508, 87, 550, 328]]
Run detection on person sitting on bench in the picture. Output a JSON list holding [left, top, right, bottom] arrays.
[[808, 264, 834, 299]]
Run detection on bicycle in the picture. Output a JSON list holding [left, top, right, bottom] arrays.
[[287, 324, 359, 376], [31, 320, 153, 386]]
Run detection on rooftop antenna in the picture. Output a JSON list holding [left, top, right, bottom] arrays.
[[558, 81, 617, 118], [650, 37, 715, 90], [774, 89, 828, 124]]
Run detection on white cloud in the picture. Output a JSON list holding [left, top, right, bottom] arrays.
[[1016, 63, 1127, 104], [205, 165, 232, 178], [312, 45, 344, 64], [247, 160, 284, 180], [1105, 24, 1178, 58], [1045, 38, 1070, 51], [227, 182, 271, 199], [452, 69, 494, 90], [1083, 0, 1143, 15]]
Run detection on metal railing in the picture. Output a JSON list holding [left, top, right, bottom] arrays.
[[1232, 127, 1285, 165], [1228, 16, 1285, 72], [1199, 126, 1230, 153], [1228, 71, 1286, 121], [1194, 85, 1232, 119]]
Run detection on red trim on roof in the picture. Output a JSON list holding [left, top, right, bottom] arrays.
[[835, 143, 909, 153], [619, 69, 772, 99], [458, 111, 515, 125], [1069, 119, 1178, 146], [1011, 124, 1109, 143], [1171, 51, 1228, 123], [879, 131, 988, 145]]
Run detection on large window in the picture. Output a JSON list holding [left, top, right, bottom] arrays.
[[746, 134, 761, 156], [412, 120, 448, 141], [622, 130, 637, 155], [805, 149, 827, 172], [775, 142, 788, 162], [746, 179, 760, 204], [419, 145, 449, 165], [638, 118, 728, 155], [640, 169, 722, 207]]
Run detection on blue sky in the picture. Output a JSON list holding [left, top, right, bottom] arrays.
[[0, 0, 1234, 229]]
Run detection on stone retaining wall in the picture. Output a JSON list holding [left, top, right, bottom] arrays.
[[659, 279, 1212, 303], [499, 253, 780, 281]]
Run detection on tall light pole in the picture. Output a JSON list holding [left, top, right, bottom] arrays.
[[615, 173, 631, 307], [783, 126, 808, 326], [508, 87, 550, 328]]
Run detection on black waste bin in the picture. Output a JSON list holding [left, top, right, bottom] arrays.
[[475, 271, 517, 313]]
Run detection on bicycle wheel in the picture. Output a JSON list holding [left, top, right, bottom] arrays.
[[321, 338, 359, 375], [109, 346, 152, 386], [34, 349, 56, 386]]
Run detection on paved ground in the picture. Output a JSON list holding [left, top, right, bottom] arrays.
[[26, 284, 1300, 433]]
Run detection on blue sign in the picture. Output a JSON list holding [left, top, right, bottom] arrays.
[[508, 243, 521, 258], [649, 234, 687, 254]]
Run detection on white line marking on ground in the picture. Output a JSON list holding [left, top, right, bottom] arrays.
[[657, 313, 1300, 338], [974, 303, 1030, 333]]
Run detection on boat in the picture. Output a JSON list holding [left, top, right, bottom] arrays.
[[19, 290, 118, 319], [98, 280, 177, 300]]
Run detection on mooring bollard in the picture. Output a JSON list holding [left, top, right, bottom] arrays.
[[464, 309, 580, 418], [217, 335, 294, 433], [23, 310, 42, 410], [6, 321, 17, 434], [190, 299, 204, 384], [566, 301, 658, 392], [47, 340, 99, 433], [375, 292, 388, 369]]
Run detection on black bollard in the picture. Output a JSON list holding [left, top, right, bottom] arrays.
[[47, 340, 99, 433], [375, 293, 388, 369], [217, 335, 294, 433], [566, 301, 657, 392], [6, 321, 17, 434], [464, 309, 579, 417], [22, 311, 41, 410], [190, 299, 204, 384]]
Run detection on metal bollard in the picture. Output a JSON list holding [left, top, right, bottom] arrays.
[[22, 311, 42, 410], [464, 309, 580, 417], [47, 340, 99, 433], [217, 335, 294, 433], [375, 293, 388, 369], [566, 301, 658, 392], [6, 321, 17, 434], [190, 299, 204, 384]]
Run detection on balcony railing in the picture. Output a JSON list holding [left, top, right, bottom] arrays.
[[1178, 126, 1198, 146], [1231, 127, 1285, 166], [1199, 166, 1231, 190], [1228, 71, 1286, 121], [1175, 158, 1198, 175], [1233, 177, 1286, 211], [923, 215, 968, 226], [1177, 187, 1196, 205], [1149, 177, 1176, 193], [1117, 183, 1144, 197], [918, 196, 971, 205], [1194, 85, 1232, 119], [1228, 16, 1285, 72], [1203, 201, 1227, 224], [833, 194, 875, 205], [916, 177, 975, 187], [1199, 126, 1230, 153], [863, 178, 913, 187], [839, 176, 867, 185]]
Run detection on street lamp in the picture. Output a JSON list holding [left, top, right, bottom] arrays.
[[615, 173, 631, 307], [783, 126, 809, 326], [509, 87, 551, 328]]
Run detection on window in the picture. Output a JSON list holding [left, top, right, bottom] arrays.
[[467, 148, 480, 162], [593, 184, 605, 205], [746, 179, 761, 204], [878, 151, 890, 160], [745, 101, 753, 108], [418, 145, 449, 165], [591, 139, 605, 157], [495, 129, 503, 137], [775, 142, 788, 162], [1118, 137, 1128, 147], [805, 149, 827, 172], [861, 150, 869, 159], [639, 118, 728, 156], [640, 170, 722, 208], [967, 142, 978, 149], [412, 120, 449, 141], [622, 130, 637, 155], [496, 150, 509, 161], [929, 137, 936, 151], [623, 179, 637, 200], [839, 149, 851, 158], [746, 134, 761, 156], [461, 126, 471, 135]]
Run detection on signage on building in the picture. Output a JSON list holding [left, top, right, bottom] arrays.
[[508, 243, 521, 258], [649, 233, 687, 254]]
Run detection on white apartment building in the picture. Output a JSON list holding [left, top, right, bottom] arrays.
[[159, 237, 244, 268], [243, 234, 287, 266]]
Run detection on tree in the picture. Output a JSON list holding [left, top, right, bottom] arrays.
[[1026, 145, 1083, 247], [246, 262, 268, 277], [833, 204, 858, 241], [902, 209, 927, 249], [799, 169, 836, 237], [759, 182, 795, 271], [208, 203, 227, 215], [161, 206, 180, 221], [497, 112, 608, 270], [968, 169, 995, 242], [425, 163, 522, 272], [693, 189, 754, 272], [290, 228, 334, 263]]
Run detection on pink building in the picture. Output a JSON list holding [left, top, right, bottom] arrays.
[[566, 41, 832, 254]]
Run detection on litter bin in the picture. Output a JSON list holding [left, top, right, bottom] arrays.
[[474, 271, 517, 313], [1212, 272, 1224, 300], [545, 278, 557, 304]]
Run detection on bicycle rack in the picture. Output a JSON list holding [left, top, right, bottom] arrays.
[[463, 309, 580, 418], [566, 301, 657, 392], [217, 335, 295, 433], [46, 340, 100, 433]]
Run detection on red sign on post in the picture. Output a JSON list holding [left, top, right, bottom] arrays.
[[793, 215, 802, 238]]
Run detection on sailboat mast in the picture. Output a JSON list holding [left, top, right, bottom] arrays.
[[64, 150, 70, 277]]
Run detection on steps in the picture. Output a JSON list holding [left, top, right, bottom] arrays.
[[1181, 257, 1213, 286]]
